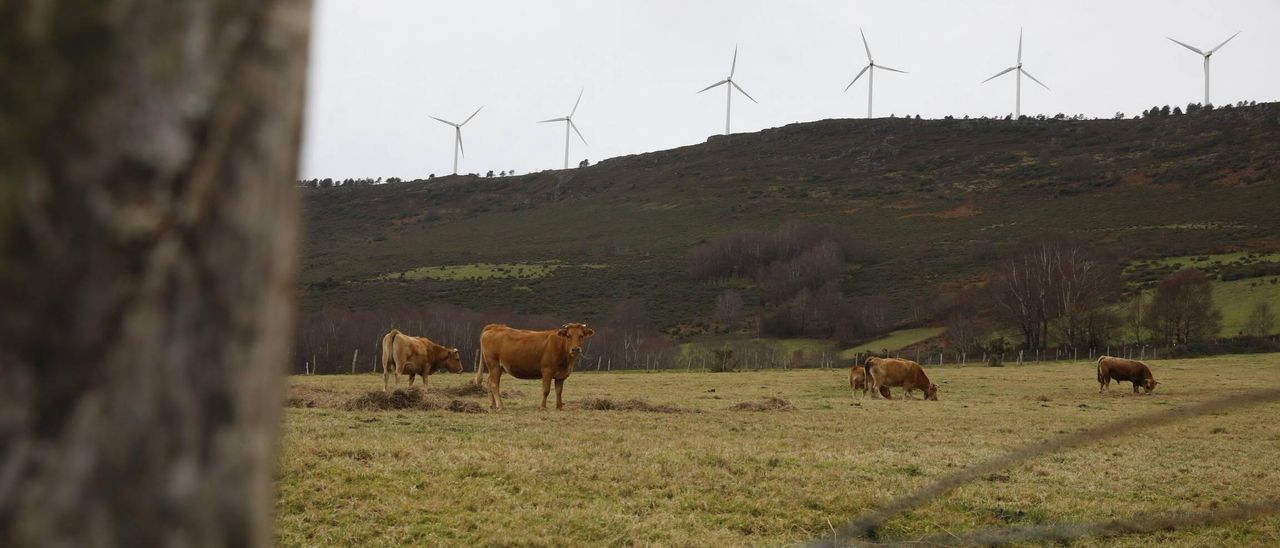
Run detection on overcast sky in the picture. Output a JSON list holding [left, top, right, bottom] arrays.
[[299, 0, 1280, 180]]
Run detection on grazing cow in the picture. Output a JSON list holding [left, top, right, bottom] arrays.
[[849, 366, 893, 400], [381, 329, 463, 392], [864, 357, 938, 401], [1097, 355, 1158, 394], [476, 323, 594, 410]]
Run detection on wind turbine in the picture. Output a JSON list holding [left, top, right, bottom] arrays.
[[429, 107, 482, 176], [981, 29, 1049, 119], [538, 89, 587, 170], [844, 28, 907, 118], [697, 45, 757, 135], [1167, 32, 1240, 105]]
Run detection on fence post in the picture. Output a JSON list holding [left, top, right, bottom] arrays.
[[1140, 345, 1146, 360], [1018, 350, 1023, 365], [311, 354, 316, 375], [1073, 348, 1078, 362], [350, 349, 359, 374]]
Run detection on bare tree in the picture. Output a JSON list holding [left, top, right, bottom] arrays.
[[0, 1, 310, 545], [1242, 302, 1277, 338], [712, 290, 745, 332], [1144, 268, 1223, 344], [988, 232, 1119, 350]]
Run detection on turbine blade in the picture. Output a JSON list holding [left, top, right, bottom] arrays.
[[538, 117, 568, 123], [1017, 28, 1023, 63], [457, 128, 465, 158], [1209, 31, 1240, 54], [698, 79, 729, 93], [730, 80, 757, 104], [570, 120, 587, 145], [430, 116, 458, 127], [1167, 37, 1204, 55], [860, 28, 872, 61], [1020, 68, 1050, 90], [876, 64, 908, 74], [844, 64, 871, 91], [461, 106, 483, 126], [570, 89, 583, 117], [730, 45, 738, 77], [982, 66, 1017, 83]]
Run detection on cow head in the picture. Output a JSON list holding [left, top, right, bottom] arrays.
[[557, 323, 595, 358], [1142, 378, 1158, 393], [435, 346, 464, 373], [925, 383, 939, 401]]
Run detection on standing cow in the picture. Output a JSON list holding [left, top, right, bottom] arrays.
[[864, 356, 939, 401], [849, 366, 893, 400], [1097, 355, 1159, 394], [381, 329, 463, 392], [476, 323, 594, 410]]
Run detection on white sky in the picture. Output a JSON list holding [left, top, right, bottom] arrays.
[[299, 0, 1280, 180]]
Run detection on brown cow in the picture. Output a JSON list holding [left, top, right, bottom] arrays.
[[1097, 355, 1158, 394], [475, 323, 594, 410], [864, 356, 938, 400], [849, 366, 893, 400], [381, 328, 463, 392]]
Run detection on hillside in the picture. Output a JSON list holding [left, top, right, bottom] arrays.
[[301, 103, 1280, 336]]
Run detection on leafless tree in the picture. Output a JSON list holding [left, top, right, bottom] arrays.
[[712, 290, 745, 331], [1144, 267, 1223, 344], [1243, 302, 1277, 337]]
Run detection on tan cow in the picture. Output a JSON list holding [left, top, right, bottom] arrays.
[[381, 329, 463, 392], [1097, 355, 1158, 394], [864, 356, 938, 400], [475, 323, 594, 410], [849, 366, 893, 400]]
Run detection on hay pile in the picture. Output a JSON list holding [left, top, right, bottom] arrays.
[[339, 388, 486, 413], [285, 385, 350, 409], [730, 396, 796, 411], [570, 397, 688, 413]]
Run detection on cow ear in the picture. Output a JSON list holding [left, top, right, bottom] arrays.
[[557, 327, 569, 337], [583, 327, 594, 336]]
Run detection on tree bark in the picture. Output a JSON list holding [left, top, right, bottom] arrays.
[[0, 0, 310, 545]]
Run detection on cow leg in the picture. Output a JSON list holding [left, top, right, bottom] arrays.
[[407, 373, 415, 386], [540, 375, 552, 410], [902, 388, 912, 401], [1132, 382, 1139, 395], [554, 378, 566, 410], [487, 366, 503, 410]]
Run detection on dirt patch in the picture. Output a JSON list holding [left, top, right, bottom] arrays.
[[731, 397, 796, 411], [340, 388, 486, 413], [570, 397, 689, 413], [901, 204, 978, 219]]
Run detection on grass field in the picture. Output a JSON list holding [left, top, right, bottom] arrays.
[[840, 327, 947, 357], [1215, 278, 1280, 336], [276, 353, 1280, 546]]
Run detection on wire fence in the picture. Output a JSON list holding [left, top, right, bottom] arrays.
[[806, 387, 1280, 547]]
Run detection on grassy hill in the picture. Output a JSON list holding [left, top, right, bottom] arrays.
[[301, 103, 1280, 337]]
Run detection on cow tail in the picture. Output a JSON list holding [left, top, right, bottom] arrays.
[[1096, 356, 1105, 384], [473, 342, 487, 386]]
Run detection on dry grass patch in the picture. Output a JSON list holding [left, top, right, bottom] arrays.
[[731, 396, 796, 411], [569, 396, 689, 413]]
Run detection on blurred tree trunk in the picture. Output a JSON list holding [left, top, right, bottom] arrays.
[[0, 0, 310, 545]]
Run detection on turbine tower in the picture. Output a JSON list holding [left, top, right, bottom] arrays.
[[429, 107, 482, 176], [697, 45, 757, 135], [981, 29, 1049, 119], [844, 28, 907, 119], [538, 89, 587, 170], [1167, 32, 1240, 105]]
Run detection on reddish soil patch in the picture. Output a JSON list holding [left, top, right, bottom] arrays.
[[901, 204, 979, 219]]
